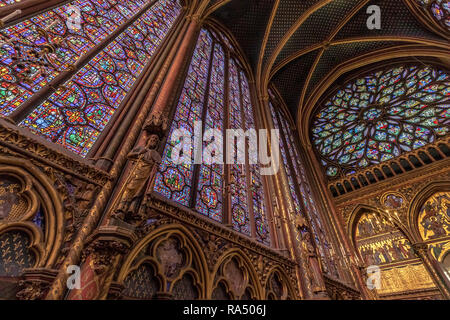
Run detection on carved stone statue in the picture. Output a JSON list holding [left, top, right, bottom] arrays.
[[114, 134, 162, 221]]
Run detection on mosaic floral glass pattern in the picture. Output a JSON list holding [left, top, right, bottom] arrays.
[[416, 0, 450, 31], [0, 0, 149, 116], [312, 65, 450, 178], [19, 0, 181, 157], [154, 29, 213, 206]]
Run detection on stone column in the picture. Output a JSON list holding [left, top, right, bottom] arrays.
[[66, 225, 137, 300]]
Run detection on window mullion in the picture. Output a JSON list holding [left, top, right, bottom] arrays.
[[222, 45, 231, 226]]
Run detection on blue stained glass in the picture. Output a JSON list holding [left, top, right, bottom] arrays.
[[312, 64, 450, 178]]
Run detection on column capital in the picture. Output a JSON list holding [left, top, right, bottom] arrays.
[[260, 95, 270, 102], [17, 268, 59, 300], [412, 242, 428, 255], [186, 13, 201, 23]]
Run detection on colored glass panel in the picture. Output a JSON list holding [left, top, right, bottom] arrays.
[[154, 29, 213, 206], [270, 91, 341, 278], [416, 0, 450, 30], [20, 0, 180, 156], [312, 65, 450, 178], [0, 0, 149, 116], [154, 29, 270, 244], [195, 43, 225, 221], [0, 0, 22, 7]]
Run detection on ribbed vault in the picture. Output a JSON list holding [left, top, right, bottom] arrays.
[[206, 0, 449, 130]]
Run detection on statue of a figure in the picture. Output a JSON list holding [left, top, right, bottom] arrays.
[[300, 227, 327, 295], [114, 134, 161, 221]]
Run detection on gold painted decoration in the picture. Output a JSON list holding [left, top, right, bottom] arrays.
[[418, 191, 450, 240], [0, 231, 36, 276], [0, 175, 27, 221], [428, 240, 450, 261], [356, 212, 417, 266], [381, 193, 405, 210], [377, 263, 436, 295]]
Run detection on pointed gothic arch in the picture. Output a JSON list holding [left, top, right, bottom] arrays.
[[117, 224, 209, 299], [210, 248, 263, 299], [0, 155, 65, 269]]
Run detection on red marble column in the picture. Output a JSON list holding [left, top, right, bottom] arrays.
[[150, 15, 199, 115]]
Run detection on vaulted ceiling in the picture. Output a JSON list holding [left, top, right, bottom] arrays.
[[206, 0, 449, 127]]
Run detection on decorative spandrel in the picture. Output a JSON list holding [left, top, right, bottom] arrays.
[[19, 0, 181, 157], [311, 64, 450, 179], [418, 191, 450, 240], [0, 175, 26, 220]]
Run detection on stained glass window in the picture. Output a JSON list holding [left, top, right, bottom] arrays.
[[416, 0, 450, 31], [241, 71, 270, 245], [195, 42, 225, 221], [15, 0, 181, 157], [154, 28, 270, 245], [270, 89, 341, 278], [0, 0, 22, 7], [228, 58, 250, 236], [0, 0, 150, 117], [154, 29, 213, 206], [311, 64, 450, 179]]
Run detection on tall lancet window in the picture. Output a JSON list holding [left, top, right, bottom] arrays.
[[269, 89, 341, 279], [154, 28, 271, 246], [0, 0, 181, 156]]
